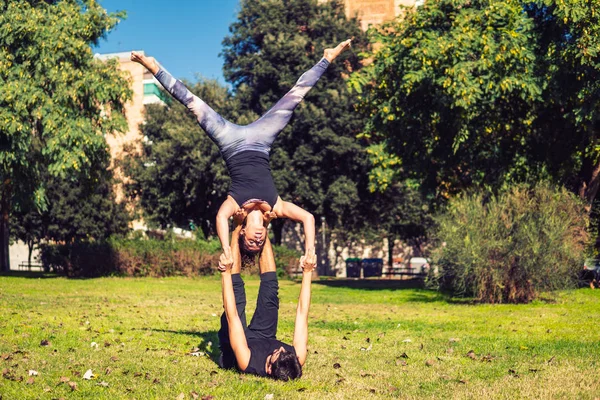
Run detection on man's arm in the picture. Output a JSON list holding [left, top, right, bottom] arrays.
[[292, 249, 317, 366], [220, 223, 251, 370]]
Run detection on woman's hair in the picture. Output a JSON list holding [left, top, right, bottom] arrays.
[[271, 352, 302, 381], [238, 232, 260, 267]]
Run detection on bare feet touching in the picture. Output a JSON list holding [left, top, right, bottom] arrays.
[[130, 51, 159, 75], [324, 39, 352, 62]]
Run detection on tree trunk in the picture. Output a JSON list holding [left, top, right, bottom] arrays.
[[0, 180, 11, 272], [271, 219, 284, 246], [28, 240, 34, 267], [579, 158, 600, 213], [387, 234, 395, 267]]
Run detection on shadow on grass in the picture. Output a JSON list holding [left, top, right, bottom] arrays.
[[147, 329, 220, 365], [312, 278, 425, 290], [0, 271, 62, 279]]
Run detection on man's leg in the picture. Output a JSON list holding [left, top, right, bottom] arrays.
[[247, 237, 279, 340]]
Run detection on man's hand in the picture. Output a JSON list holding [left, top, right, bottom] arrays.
[[218, 247, 233, 273], [263, 210, 277, 224], [300, 248, 317, 272], [233, 208, 247, 226]]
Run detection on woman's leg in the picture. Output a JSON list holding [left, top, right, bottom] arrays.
[[246, 39, 352, 147], [131, 52, 236, 152]]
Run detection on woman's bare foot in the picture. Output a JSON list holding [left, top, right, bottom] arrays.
[[324, 39, 352, 62], [131, 51, 159, 74]]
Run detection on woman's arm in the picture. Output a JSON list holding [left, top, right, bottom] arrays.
[[216, 197, 238, 254], [274, 199, 315, 254]]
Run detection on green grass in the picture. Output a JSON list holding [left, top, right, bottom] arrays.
[[1, 274, 599, 399]]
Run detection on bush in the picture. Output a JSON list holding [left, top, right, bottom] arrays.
[[433, 183, 589, 303], [40, 236, 302, 278], [40, 237, 221, 277]]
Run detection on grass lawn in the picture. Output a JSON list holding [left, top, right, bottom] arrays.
[[0, 274, 599, 399]]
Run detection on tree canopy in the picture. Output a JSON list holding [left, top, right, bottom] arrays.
[[0, 0, 131, 270], [351, 0, 600, 209]]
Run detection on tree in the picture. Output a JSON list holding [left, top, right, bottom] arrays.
[[221, 0, 373, 245], [351, 0, 600, 211], [0, 0, 131, 271], [122, 78, 239, 239], [11, 168, 130, 266]]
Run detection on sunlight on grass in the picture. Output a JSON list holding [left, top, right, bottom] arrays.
[[1, 275, 599, 399]]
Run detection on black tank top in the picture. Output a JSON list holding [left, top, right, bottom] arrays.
[[226, 151, 279, 209], [243, 338, 296, 377]]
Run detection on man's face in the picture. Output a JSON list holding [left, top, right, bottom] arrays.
[[265, 346, 286, 375]]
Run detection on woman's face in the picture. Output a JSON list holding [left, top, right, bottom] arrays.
[[242, 220, 266, 252]]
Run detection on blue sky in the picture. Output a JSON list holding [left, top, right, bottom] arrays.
[[95, 0, 241, 83]]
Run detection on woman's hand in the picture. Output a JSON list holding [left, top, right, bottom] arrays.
[[300, 248, 317, 273], [218, 247, 233, 273], [263, 211, 278, 224], [233, 208, 247, 226]]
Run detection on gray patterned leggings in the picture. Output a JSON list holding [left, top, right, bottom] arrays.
[[154, 58, 330, 161]]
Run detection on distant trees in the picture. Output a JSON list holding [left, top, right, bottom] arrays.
[[0, 0, 131, 271]]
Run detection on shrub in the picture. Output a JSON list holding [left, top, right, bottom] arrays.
[[433, 183, 589, 303], [40, 236, 302, 278]]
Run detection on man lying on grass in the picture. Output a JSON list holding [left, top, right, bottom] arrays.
[[217, 214, 316, 381]]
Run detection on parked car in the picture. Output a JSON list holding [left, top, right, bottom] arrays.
[[582, 259, 600, 289]]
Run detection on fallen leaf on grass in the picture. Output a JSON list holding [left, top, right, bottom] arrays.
[[97, 381, 109, 387], [1, 354, 12, 361], [449, 338, 460, 343], [458, 379, 468, 384], [90, 342, 98, 349], [133, 372, 142, 378], [529, 368, 539, 373], [360, 344, 372, 351], [190, 391, 199, 399], [40, 340, 50, 347], [369, 388, 376, 394], [360, 371, 374, 378], [446, 348, 454, 354], [110, 356, 119, 362], [481, 354, 495, 362], [466, 350, 477, 360], [28, 370, 38, 376], [176, 393, 185, 400], [153, 378, 161, 384], [67, 381, 77, 391], [26, 377, 35, 385], [395, 359, 407, 366], [264, 394, 274, 400], [201, 395, 214, 400], [440, 374, 451, 380], [508, 369, 520, 378], [547, 356, 555, 364], [83, 369, 95, 380], [402, 339, 412, 343], [59, 376, 70, 383], [335, 378, 345, 384], [399, 352, 409, 359], [333, 363, 341, 369], [425, 359, 435, 367], [105, 367, 112, 375]]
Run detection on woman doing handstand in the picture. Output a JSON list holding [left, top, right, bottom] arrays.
[[130, 40, 351, 263]]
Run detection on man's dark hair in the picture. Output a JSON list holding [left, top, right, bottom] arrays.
[[271, 351, 302, 381]]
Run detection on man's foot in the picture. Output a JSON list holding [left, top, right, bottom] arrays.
[[324, 39, 352, 62], [131, 51, 159, 74]]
